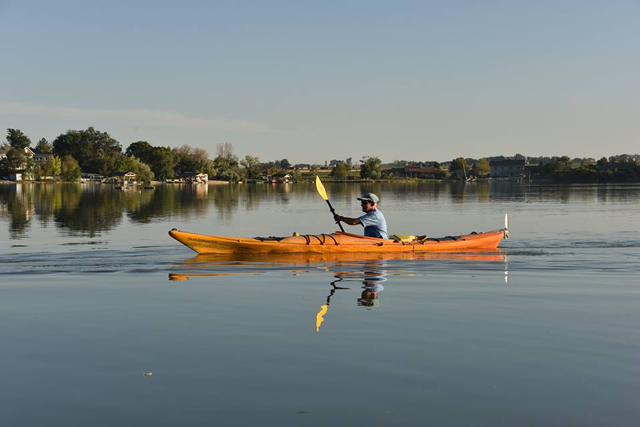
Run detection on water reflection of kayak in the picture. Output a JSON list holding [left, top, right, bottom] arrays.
[[167, 250, 506, 281], [185, 250, 506, 263], [169, 228, 507, 255]]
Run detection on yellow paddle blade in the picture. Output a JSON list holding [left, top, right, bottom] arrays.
[[315, 176, 329, 201]]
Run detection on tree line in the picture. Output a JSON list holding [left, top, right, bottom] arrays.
[[0, 128, 260, 182], [2, 127, 639, 183], [0, 127, 388, 182], [443, 155, 640, 182]]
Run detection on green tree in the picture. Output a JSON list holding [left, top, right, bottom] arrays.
[[449, 157, 468, 174], [34, 162, 44, 180], [114, 156, 155, 182], [126, 141, 153, 161], [125, 141, 176, 178], [475, 158, 490, 176], [360, 156, 382, 179], [7, 128, 31, 149], [34, 155, 62, 180], [211, 143, 243, 181], [35, 138, 53, 153], [97, 153, 121, 177], [132, 157, 155, 182], [148, 146, 176, 179], [5, 148, 28, 171], [580, 158, 595, 169], [214, 155, 244, 182], [52, 127, 122, 173], [197, 159, 217, 177], [61, 155, 82, 181], [241, 155, 262, 179], [290, 169, 302, 182], [45, 155, 62, 177], [174, 144, 211, 175], [556, 156, 572, 172], [0, 158, 8, 175], [330, 162, 349, 180], [279, 158, 291, 170]]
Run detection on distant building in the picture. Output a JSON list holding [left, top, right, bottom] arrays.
[[293, 164, 311, 171], [267, 173, 292, 183], [108, 171, 137, 183], [490, 159, 525, 178], [0, 146, 9, 160], [81, 173, 104, 182], [0, 146, 40, 170], [30, 149, 53, 163], [181, 172, 208, 183]]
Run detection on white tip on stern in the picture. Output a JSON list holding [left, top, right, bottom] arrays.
[[504, 213, 510, 239]]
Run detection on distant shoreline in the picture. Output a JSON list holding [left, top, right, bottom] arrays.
[[2, 179, 639, 186]]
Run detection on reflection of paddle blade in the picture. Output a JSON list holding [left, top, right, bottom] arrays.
[[315, 176, 328, 201], [168, 273, 189, 281], [316, 304, 328, 331]]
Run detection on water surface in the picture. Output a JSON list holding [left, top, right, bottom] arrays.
[[1, 182, 639, 426]]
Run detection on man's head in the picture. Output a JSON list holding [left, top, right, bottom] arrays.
[[357, 193, 379, 213]]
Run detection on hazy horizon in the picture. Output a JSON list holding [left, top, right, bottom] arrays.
[[1, 1, 638, 163]]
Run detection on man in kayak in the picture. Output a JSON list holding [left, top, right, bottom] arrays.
[[334, 193, 388, 239]]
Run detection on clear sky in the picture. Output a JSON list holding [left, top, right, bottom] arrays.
[[1, 0, 638, 163]]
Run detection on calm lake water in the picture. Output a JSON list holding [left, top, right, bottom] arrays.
[[1, 182, 639, 426]]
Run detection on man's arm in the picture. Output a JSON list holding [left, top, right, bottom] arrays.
[[334, 214, 362, 226]]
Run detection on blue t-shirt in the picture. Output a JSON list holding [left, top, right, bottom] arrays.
[[359, 209, 388, 239]]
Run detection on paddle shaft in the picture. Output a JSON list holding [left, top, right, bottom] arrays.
[[326, 200, 345, 232]]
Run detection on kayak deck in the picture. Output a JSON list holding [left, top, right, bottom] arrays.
[[169, 228, 507, 255]]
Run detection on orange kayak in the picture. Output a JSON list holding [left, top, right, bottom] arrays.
[[169, 227, 507, 255]]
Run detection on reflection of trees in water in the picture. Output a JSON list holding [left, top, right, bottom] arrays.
[[488, 182, 526, 203], [54, 185, 124, 237], [1, 184, 220, 237], [243, 184, 261, 212], [449, 182, 468, 203], [0, 184, 34, 238], [477, 182, 490, 202], [33, 183, 63, 226], [212, 184, 241, 223], [126, 185, 210, 224], [261, 183, 293, 206], [594, 185, 640, 204], [3, 183, 640, 239]]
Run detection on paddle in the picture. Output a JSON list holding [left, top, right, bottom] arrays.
[[315, 176, 345, 232]]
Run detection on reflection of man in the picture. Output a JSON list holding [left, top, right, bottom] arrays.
[[357, 289, 380, 308], [357, 266, 386, 308], [334, 193, 388, 239]]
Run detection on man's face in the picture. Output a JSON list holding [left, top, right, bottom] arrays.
[[361, 200, 376, 213]]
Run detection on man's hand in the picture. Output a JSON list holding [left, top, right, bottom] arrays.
[[333, 213, 341, 223]]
